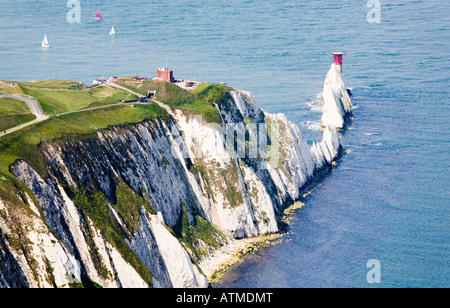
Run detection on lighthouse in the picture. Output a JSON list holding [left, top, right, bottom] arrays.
[[332, 52, 344, 73]]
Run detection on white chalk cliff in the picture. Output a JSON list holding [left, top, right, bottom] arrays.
[[0, 65, 351, 288], [321, 64, 353, 129]]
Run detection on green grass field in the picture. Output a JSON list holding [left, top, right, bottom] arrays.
[[18, 79, 85, 89], [0, 97, 36, 131], [21, 86, 138, 115], [1, 80, 138, 115], [0, 82, 22, 94], [190, 82, 212, 95]]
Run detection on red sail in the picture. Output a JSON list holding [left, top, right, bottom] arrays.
[[95, 9, 102, 19]]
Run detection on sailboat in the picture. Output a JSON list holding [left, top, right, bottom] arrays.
[[109, 26, 115, 35], [94, 8, 102, 20], [41, 35, 51, 48]]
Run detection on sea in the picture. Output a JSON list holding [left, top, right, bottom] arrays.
[[0, 0, 448, 288]]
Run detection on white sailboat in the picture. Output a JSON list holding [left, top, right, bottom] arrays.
[[109, 26, 115, 36], [41, 35, 51, 48]]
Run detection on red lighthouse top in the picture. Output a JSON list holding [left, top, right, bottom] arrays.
[[332, 52, 344, 65]]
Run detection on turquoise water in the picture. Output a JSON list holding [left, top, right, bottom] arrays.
[[1, 0, 448, 287]]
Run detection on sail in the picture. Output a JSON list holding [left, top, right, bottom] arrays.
[[42, 35, 50, 47], [109, 26, 115, 35], [95, 9, 102, 20]]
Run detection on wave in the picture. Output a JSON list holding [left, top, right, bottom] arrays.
[[300, 120, 321, 131]]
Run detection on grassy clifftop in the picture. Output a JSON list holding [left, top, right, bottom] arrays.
[[115, 79, 231, 124], [0, 80, 138, 114], [23, 86, 138, 115], [0, 97, 36, 131]]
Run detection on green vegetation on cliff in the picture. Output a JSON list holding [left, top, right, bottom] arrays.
[[173, 204, 226, 262], [69, 180, 155, 285]]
